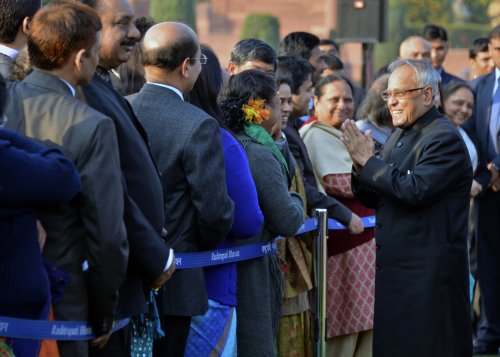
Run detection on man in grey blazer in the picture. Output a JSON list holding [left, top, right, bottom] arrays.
[[127, 22, 234, 356], [0, 0, 40, 78], [4, 3, 128, 356]]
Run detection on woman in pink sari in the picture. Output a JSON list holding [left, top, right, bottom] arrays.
[[300, 74, 376, 356]]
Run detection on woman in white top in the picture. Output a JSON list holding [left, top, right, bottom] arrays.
[[442, 80, 481, 315], [442, 81, 481, 195]]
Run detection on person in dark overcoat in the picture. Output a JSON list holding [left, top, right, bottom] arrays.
[[465, 25, 500, 355], [4, 3, 129, 355], [341, 59, 473, 357]]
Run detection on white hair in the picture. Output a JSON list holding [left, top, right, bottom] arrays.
[[388, 59, 440, 98]]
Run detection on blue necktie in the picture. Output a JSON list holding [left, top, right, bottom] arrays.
[[488, 77, 500, 158]]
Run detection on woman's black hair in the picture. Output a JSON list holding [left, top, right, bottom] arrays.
[[187, 44, 225, 127], [219, 69, 277, 133], [275, 70, 293, 91], [357, 74, 392, 126], [442, 80, 474, 103], [314, 73, 354, 99]]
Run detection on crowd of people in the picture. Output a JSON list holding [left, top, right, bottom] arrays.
[[0, 0, 500, 356]]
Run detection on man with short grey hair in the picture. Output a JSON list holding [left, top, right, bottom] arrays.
[[376, 36, 432, 78], [341, 59, 472, 356], [399, 35, 432, 62]]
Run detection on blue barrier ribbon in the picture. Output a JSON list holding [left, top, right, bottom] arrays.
[[329, 215, 376, 230], [0, 215, 375, 341], [0, 317, 129, 341], [174, 215, 376, 269], [175, 240, 280, 269], [294, 215, 376, 234]]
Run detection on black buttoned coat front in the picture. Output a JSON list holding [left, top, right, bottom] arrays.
[[352, 106, 473, 357]]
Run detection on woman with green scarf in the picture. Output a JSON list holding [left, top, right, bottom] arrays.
[[220, 69, 305, 356]]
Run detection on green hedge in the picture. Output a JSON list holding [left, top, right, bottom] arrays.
[[240, 13, 280, 50], [149, 0, 196, 32]]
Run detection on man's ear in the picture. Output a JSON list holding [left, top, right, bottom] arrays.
[[313, 95, 319, 109], [74, 49, 87, 71], [443, 43, 449, 55], [181, 57, 191, 78], [227, 61, 238, 76], [424, 86, 434, 105], [22, 17, 30, 35]]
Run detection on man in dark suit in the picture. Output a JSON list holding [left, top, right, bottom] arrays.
[[0, 0, 40, 78], [422, 24, 464, 87], [343, 58, 472, 357], [469, 37, 495, 80], [276, 55, 365, 233], [4, 3, 128, 355], [78, 0, 176, 355], [467, 25, 500, 355], [376, 35, 432, 78], [128, 22, 234, 356], [279, 32, 328, 127], [227, 38, 277, 75], [279, 31, 327, 86]]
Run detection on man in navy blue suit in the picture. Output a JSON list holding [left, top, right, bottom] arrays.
[[468, 25, 500, 355], [422, 24, 464, 86]]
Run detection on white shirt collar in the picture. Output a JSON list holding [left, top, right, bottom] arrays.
[[58, 78, 76, 97], [0, 45, 19, 59], [147, 82, 184, 100], [110, 69, 121, 79], [493, 68, 500, 96]]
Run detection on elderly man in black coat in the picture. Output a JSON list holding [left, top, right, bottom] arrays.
[[341, 59, 473, 356]]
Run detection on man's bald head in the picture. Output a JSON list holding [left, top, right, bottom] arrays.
[[399, 36, 431, 62], [142, 22, 199, 72]]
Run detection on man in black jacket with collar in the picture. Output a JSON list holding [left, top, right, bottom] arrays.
[[343, 58, 472, 357], [79, 0, 175, 355]]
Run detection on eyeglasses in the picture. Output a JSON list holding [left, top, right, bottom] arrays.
[[189, 53, 208, 65], [381, 87, 427, 101]]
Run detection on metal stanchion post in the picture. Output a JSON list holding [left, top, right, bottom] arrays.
[[313, 209, 328, 357]]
